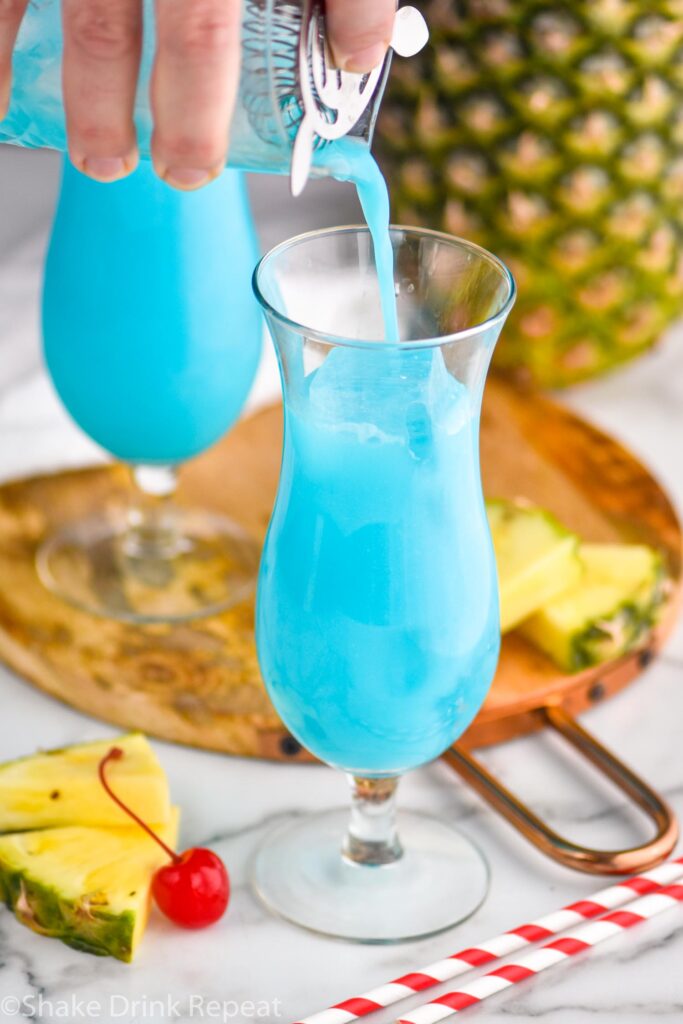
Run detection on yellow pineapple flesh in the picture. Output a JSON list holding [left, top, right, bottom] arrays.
[[520, 543, 666, 670], [0, 810, 179, 962], [0, 734, 170, 832], [487, 498, 583, 632]]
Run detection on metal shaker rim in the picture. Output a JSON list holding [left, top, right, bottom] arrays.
[[242, 0, 428, 196]]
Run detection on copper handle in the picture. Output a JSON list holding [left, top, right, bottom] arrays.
[[443, 705, 678, 875]]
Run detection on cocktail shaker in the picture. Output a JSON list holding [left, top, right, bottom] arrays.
[[0, 0, 427, 194]]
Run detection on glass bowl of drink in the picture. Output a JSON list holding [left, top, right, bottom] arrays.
[[36, 160, 261, 624]]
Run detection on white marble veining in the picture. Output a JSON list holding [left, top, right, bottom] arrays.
[[0, 146, 682, 1024]]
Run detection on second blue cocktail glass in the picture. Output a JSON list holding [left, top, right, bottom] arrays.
[[37, 160, 262, 623], [252, 226, 515, 942]]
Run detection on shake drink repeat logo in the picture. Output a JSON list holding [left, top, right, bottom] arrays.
[[0, 993, 283, 1020]]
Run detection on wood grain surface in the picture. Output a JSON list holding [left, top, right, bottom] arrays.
[[0, 378, 679, 760]]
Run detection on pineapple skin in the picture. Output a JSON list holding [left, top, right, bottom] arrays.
[[520, 544, 667, 670], [377, 0, 683, 388], [0, 733, 171, 832], [0, 866, 138, 960], [0, 812, 180, 963]]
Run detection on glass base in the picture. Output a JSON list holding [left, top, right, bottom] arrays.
[[251, 808, 489, 943], [36, 508, 259, 624]]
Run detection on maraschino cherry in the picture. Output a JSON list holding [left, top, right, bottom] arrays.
[[99, 747, 230, 929]]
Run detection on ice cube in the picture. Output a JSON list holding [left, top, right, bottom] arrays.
[[306, 343, 471, 448]]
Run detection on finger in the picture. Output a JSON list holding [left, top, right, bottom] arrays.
[[62, 0, 142, 182], [327, 0, 396, 73], [0, 0, 30, 118], [151, 0, 240, 191]]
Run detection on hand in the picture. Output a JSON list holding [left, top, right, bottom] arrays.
[[327, 0, 396, 73], [0, 0, 397, 190]]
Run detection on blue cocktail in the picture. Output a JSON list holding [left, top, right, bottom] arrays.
[[43, 160, 261, 464], [37, 159, 262, 623], [260, 348, 498, 775], [252, 226, 515, 942]]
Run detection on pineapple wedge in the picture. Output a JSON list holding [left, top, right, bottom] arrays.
[[520, 544, 666, 672], [0, 734, 170, 832], [487, 499, 583, 633], [0, 809, 179, 962]]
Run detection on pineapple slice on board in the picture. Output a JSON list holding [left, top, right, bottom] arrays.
[[0, 809, 179, 962], [0, 734, 170, 832], [487, 498, 583, 633], [520, 544, 666, 672]]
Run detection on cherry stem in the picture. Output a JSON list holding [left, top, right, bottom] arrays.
[[98, 747, 181, 865]]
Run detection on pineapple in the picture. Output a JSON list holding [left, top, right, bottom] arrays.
[[520, 543, 666, 670], [0, 734, 170, 832], [487, 498, 582, 631], [0, 810, 179, 962], [377, 0, 683, 387]]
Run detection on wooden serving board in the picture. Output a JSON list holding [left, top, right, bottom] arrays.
[[0, 378, 680, 761]]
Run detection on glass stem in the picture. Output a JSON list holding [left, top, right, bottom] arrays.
[[343, 775, 404, 866], [123, 464, 183, 561]]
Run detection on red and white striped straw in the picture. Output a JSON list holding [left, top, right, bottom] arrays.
[[399, 881, 683, 1024], [294, 855, 683, 1024]]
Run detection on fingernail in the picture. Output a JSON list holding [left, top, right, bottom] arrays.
[[340, 42, 389, 73], [163, 167, 213, 190], [83, 156, 128, 182], [0, 79, 10, 120]]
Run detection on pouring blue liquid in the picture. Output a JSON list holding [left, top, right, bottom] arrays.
[[320, 139, 400, 342], [256, 145, 501, 775]]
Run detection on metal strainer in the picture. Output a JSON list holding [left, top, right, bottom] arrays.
[[241, 0, 429, 194]]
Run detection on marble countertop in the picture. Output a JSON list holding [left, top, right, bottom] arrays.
[[0, 148, 682, 1024]]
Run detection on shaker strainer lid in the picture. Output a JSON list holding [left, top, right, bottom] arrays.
[[290, 1, 429, 195]]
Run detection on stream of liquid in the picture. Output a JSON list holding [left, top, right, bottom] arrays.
[[317, 138, 400, 342], [256, 139, 501, 774]]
